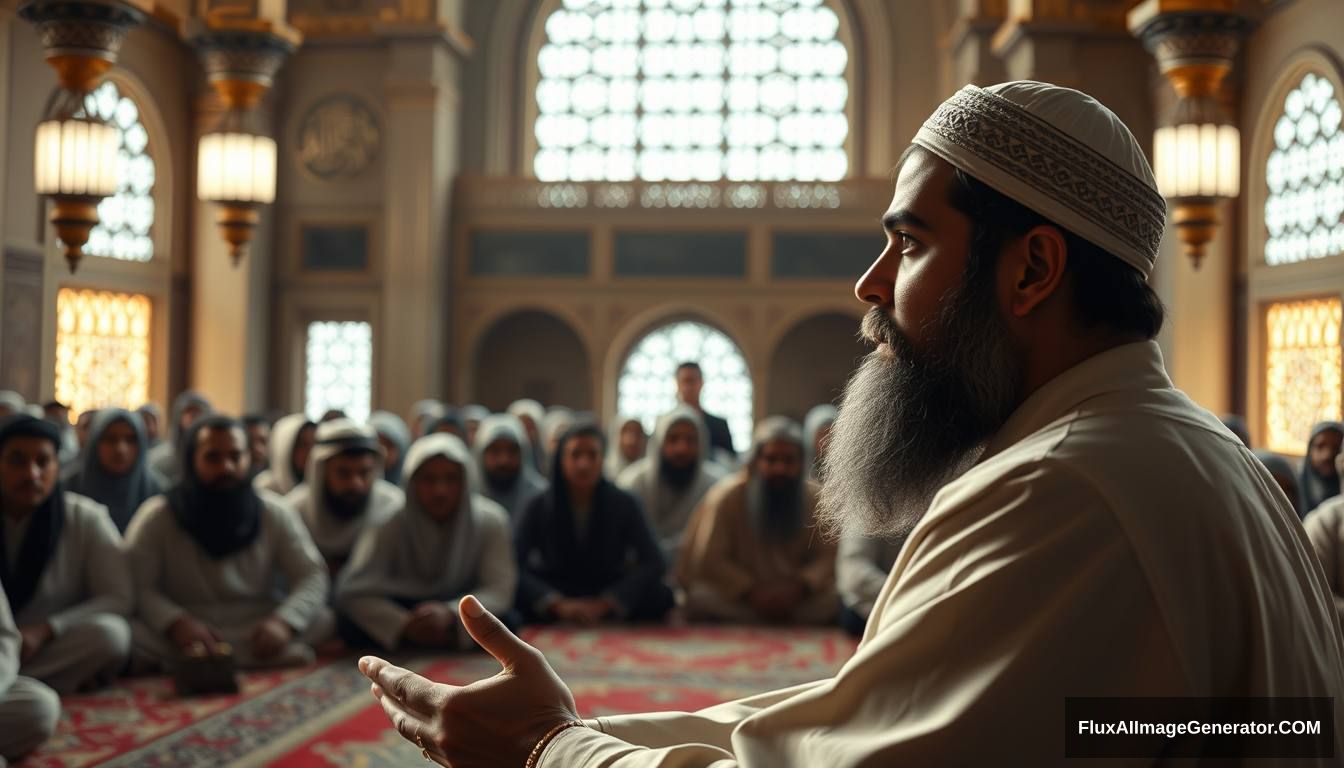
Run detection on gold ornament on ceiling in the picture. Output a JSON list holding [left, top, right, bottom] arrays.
[[298, 94, 380, 180]]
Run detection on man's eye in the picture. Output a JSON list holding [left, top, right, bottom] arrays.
[[897, 233, 920, 252]]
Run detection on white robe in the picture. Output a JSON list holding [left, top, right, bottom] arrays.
[[1304, 496, 1344, 629], [124, 491, 330, 667], [0, 583, 60, 763], [540, 341, 1344, 766], [8, 493, 133, 694], [286, 479, 404, 568]]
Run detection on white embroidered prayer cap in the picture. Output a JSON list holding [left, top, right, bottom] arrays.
[[912, 81, 1167, 279]]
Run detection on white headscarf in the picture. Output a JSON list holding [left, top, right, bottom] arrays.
[[604, 414, 645, 480], [253, 413, 313, 496], [340, 434, 498, 598], [472, 414, 549, 524], [616, 404, 727, 555], [290, 418, 403, 561], [802, 404, 837, 481]]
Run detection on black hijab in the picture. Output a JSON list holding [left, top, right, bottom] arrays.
[[168, 415, 263, 560], [0, 415, 67, 616], [1301, 421, 1344, 517]]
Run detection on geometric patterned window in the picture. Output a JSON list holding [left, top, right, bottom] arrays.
[[1265, 297, 1342, 454], [617, 320, 753, 451], [534, 0, 849, 183], [1264, 72, 1344, 266], [304, 320, 373, 423], [53, 288, 151, 419], [80, 81, 155, 262]]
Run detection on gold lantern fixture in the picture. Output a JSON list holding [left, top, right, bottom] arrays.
[[1129, 0, 1252, 270], [190, 16, 299, 265], [20, 0, 149, 273]]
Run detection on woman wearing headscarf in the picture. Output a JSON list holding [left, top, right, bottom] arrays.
[[65, 409, 164, 533], [368, 411, 411, 485], [802, 404, 837, 482], [1301, 421, 1344, 518], [126, 416, 330, 670], [252, 413, 317, 497], [145, 390, 211, 484], [515, 421, 672, 624], [604, 415, 646, 481], [335, 434, 517, 651], [473, 414, 548, 527]]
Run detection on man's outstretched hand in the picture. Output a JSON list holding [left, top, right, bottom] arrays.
[[359, 595, 580, 767]]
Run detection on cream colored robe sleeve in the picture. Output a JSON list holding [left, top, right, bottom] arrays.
[[540, 462, 1186, 767], [1303, 502, 1344, 625], [0, 583, 19, 692]]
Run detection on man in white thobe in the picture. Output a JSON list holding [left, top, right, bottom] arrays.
[[359, 81, 1344, 766]]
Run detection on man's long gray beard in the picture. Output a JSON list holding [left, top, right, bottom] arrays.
[[816, 281, 1025, 541]]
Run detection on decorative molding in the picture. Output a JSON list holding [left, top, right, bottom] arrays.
[[297, 93, 380, 179], [455, 177, 893, 215]]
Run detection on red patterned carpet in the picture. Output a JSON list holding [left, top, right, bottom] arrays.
[[17, 626, 854, 768]]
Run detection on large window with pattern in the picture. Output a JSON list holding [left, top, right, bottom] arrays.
[[617, 320, 753, 451], [1264, 71, 1344, 266], [80, 80, 156, 262], [304, 320, 373, 423], [1264, 297, 1342, 454], [54, 288, 152, 417], [534, 0, 849, 182]]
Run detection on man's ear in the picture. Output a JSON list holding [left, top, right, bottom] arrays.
[[1005, 224, 1068, 318]]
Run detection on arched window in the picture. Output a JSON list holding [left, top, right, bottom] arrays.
[[78, 80, 156, 262], [617, 320, 753, 451], [534, 0, 849, 182], [1264, 71, 1344, 266], [54, 288, 151, 417]]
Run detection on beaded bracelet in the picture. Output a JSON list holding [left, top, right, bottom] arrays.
[[524, 720, 587, 768]]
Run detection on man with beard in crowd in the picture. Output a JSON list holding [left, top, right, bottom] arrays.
[[357, 81, 1344, 766], [473, 414, 548, 528], [0, 416, 132, 695], [616, 406, 727, 563], [678, 417, 835, 625], [286, 419, 404, 576], [126, 416, 330, 669]]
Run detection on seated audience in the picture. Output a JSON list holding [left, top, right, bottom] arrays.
[[252, 413, 316, 497], [0, 581, 60, 766], [460, 405, 490, 447], [617, 405, 728, 562], [836, 532, 905, 636], [126, 416, 330, 670], [679, 417, 836, 624], [515, 421, 672, 625], [136, 403, 162, 447], [540, 408, 576, 470], [407, 399, 445, 439], [1, 416, 133, 694], [604, 415, 646, 480], [1302, 421, 1343, 517], [286, 420, 403, 576], [0, 393, 24, 419], [426, 410, 468, 442], [146, 391, 211, 484], [474, 414, 548, 527], [1304, 452, 1344, 630], [335, 434, 517, 651], [507, 399, 546, 472], [368, 411, 411, 485], [41, 402, 79, 468], [65, 408, 164, 533]]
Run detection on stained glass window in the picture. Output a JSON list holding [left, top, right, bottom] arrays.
[[534, 0, 849, 182], [305, 321, 373, 423], [1264, 72, 1344, 266], [617, 320, 753, 451], [54, 288, 151, 418], [79, 81, 155, 262], [1265, 297, 1342, 454]]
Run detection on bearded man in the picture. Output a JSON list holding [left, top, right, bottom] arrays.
[[358, 81, 1344, 766]]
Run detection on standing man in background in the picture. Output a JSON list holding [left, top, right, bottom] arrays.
[[674, 362, 734, 460]]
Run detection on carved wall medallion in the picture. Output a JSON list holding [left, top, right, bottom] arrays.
[[298, 94, 381, 180]]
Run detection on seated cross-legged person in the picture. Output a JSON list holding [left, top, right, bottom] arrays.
[[0, 581, 60, 767], [126, 416, 331, 670], [679, 417, 838, 624], [335, 434, 517, 652], [515, 421, 673, 625], [1, 416, 132, 694]]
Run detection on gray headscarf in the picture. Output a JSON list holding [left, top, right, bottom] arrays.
[[1301, 421, 1343, 517], [339, 434, 487, 598], [65, 408, 163, 533], [604, 414, 644, 480], [473, 414, 549, 525], [254, 413, 315, 496], [147, 390, 211, 483], [369, 411, 411, 485]]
